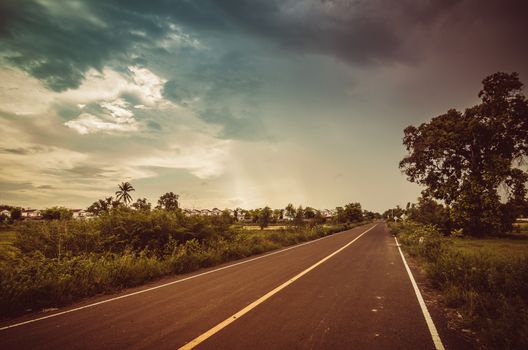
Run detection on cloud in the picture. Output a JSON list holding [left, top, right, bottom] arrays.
[[199, 108, 268, 141], [64, 113, 138, 135], [2, 0, 527, 95], [0, 0, 201, 91]]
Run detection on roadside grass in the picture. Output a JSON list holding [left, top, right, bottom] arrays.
[[240, 225, 289, 230], [0, 220, 367, 319], [447, 237, 528, 258], [389, 222, 528, 350]]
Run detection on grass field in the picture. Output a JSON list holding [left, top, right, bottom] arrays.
[[447, 237, 528, 258], [241, 225, 289, 230], [390, 221, 528, 349]]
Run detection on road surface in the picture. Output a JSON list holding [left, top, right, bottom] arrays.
[[0, 223, 465, 349]]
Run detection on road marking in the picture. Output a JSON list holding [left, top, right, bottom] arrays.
[[394, 236, 445, 350], [0, 223, 375, 331], [179, 224, 378, 350]]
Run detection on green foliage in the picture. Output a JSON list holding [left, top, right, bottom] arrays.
[[391, 222, 528, 349], [258, 206, 272, 230], [0, 206, 372, 317], [131, 198, 151, 211], [41, 207, 73, 221], [10, 208, 22, 221], [407, 196, 452, 234], [157, 192, 179, 211], [400, 72, 528, 236], [115, 182, 135, 206], [336, 203, 363, 223], [87, 196, 120, 216]]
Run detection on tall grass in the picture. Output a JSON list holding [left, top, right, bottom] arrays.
[[390, 222, 528, 349], [0, 218, 364, 318]]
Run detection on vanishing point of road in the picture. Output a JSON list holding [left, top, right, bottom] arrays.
[[0, 222, 470, 349]]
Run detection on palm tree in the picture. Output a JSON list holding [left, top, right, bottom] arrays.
[[115, 182, 135, 206]]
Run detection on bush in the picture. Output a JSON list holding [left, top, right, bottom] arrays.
[[390, 222, 528, 349], [0, 213, 371, 318]]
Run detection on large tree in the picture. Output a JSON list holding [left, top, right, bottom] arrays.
[[400, 72, 528, 235]]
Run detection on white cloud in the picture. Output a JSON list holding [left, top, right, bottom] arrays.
[[127, 66, 166, 105], [62, 66, 171, 135], [100, 98, 135, 121], [64, 113, 138, 134], [130, 140, 231, 179]]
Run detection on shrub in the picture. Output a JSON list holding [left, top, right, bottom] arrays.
[[390, 221, 528, 349]]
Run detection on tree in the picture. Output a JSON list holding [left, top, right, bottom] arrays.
[[157, 192, 179, 211], [407, 196, 451, 234], [132, 198, 151, 211], [87, 196, 119, 215], [42, 207, 72, 220], [115, 182, 135, 206], [272, 209, 283, 223], [10, 207, 22, 220], [304, 207, 316, 219], [285, 203, 296, 222], [294, 206, 305, 226], [259, 206, 272, 230], [400, 72, 528, 235], [344, 203, 363, 222]]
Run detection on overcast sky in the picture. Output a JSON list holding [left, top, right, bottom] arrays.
[[0, 0, 527, 212]]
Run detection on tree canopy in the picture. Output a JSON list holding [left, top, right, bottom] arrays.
[[157, 192, 179, 211], [400, 72, 528, 235], [115, 182, 135, 206]]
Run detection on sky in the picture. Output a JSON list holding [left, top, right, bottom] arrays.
[[0, 0, 527, 212]]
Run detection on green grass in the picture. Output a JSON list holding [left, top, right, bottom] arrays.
[[389, 222, 528, 349], [240, 225, 288, 230], [447, 237, 528, 258]]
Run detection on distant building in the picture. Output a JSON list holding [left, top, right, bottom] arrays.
[[0, 209, 11, 218], [71, 209, 92, 219], [22, 208, 42, 219]]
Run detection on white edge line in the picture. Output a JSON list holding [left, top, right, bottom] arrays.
[[394, 236, 446, 350], [0, 223, 376, 331], [178, 224, 378, 350]]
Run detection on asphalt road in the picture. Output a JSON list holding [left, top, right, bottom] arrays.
[[0, 223, 460, 349]]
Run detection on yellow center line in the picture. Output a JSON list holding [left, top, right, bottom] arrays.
[[179, 223, 378, 350]]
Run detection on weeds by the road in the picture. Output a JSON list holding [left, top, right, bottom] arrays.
[[0, 213, 366, 318], [390, 222, 528, 349]]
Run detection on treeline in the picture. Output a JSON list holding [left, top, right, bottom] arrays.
[[384, 194, 528, 236]]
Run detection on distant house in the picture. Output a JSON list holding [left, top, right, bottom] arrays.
[[71, 209, 92, 219], [22, 208, 42, 219], [320, 209, 334, 219], [0, 209, 11, 218], [282, 212, 294, 221]]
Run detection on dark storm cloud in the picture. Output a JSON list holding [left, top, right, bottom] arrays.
[[162, 50, 266, 140], [1, 0, 527, 92], [0, 0, 173, 91]]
